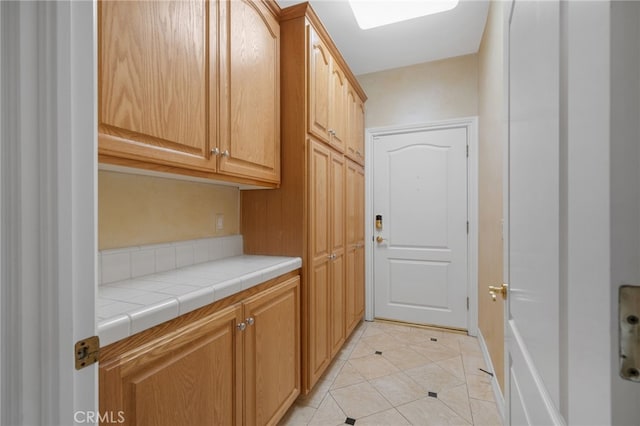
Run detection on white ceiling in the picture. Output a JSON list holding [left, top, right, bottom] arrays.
[[276, 0, 490, 76]]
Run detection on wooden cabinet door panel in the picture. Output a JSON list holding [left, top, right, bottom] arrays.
[[346, 87, 365, 165], [308, 27, 331, 144], [346, 87, 358, 160], [99, 0, 216, 171], [345, 160, 362, 333], [355, 98, 365, 165], [244, 276, 301, 426], [308, 260, 331, 385], [219, 0, 280, 183], [330, 152, 346, 354], [328, 63, 347, 152], [309, 141, 331, 262], [330, 252, 346, 356], [99, 304, 243, 426]]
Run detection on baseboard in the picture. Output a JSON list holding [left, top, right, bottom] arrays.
[[476, 329, 506, 424]]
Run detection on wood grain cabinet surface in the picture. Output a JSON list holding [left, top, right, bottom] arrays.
[[346, 160, 365, 334], [346, 84, 365, 165], [242, 3, 366, 394], [98, 0, 280, 186], [99, 273, 300, 426], [308, 26, 348, 153]]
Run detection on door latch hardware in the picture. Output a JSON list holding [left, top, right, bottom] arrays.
[[75, 336, 100, 370], [620, 285, 640, 382], [488, 283, 508, 302]]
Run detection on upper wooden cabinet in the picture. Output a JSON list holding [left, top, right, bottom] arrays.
[[347, 84, 365, 165], [308, 26, 350, 153], [98, 0, 280, 186], [219, 0, 280, 183], [308, 29, 332, 145], [99, 0, 215, 171]]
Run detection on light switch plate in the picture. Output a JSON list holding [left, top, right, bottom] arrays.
[[216, 214, 224, 231]]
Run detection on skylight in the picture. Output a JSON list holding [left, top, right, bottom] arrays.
[[348, 0, 459, 30]]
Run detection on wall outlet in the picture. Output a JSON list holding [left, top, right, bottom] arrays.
[[216, 214, 224, 231]]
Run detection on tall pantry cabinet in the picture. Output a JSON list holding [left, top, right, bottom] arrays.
[[242, 3, 366, 393]]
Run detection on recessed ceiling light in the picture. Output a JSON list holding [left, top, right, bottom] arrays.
[[348, 0, 459, 30]]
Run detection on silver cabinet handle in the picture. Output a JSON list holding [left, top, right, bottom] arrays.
[[211, 147, 220, 156], [327, 253, 337, 260], [246, 317, 255, 326], [222, 150, 230, 158], [237, 322, 246, 331]]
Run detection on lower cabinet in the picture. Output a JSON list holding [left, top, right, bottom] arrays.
[[99, 274, 300, 426]]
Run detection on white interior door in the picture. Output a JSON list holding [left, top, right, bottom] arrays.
[[505, 0, 563, 424], [373, 126, 468, 329]]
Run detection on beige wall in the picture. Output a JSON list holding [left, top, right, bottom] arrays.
[[99, 171, 240, 250], [477, 1, 505, 391], [357, 54, 478, 128]]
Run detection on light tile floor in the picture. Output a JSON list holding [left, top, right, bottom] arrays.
[[279, 320, 503, 426]]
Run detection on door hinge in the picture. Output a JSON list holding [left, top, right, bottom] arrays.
[[467, 221, 469, 234], [466, 145, 469, 157], [467, 297, 470, 310], [75, 336, 100, 370]]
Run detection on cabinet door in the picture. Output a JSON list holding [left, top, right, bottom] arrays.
[[346, 87, 358, 161], [330, 152, 346, 355], [99, 304, 243, 426], [328, 63, 347, 153], [244, 276, 300, 426], [219, 0, 280, 183], [346, 86, 365, 165], [354, 163, 365, 319], [307, 140, 332, 387], [99, 0, 216, 171], [345, 160, 359, 333], [308, 27, 332, 144], [355, 97, 366, 165], [345, 160, 365, 332]]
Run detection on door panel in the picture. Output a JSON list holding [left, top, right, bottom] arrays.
[[506, 0, 562, 423], [219, 0, 280, 182], [308, 140, 332, 386], [373, 127, 468, 329], [330, 152, 346, 355], [308, 27, 331, 144], [99, 0, 215, 171], [243, 276, 300, 426]]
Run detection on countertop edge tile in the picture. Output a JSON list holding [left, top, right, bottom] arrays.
[[129, 298, 180, 335], [98, 314, 131, 347], [177, 286, 216, 316], [98, 255, 301, 346]]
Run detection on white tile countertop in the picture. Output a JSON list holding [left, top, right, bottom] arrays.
[[98, 255, 302, 346]]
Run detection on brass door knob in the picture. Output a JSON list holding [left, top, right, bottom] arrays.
[[376, 236, 386, 243], [488, 283, 508, 301]]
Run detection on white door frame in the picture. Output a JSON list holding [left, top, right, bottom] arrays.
[[365, 117, 478, 336], [1, 2, 97, 425]]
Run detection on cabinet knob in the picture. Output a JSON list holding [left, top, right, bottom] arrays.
[[237, 322, 246, 331], [246, 317, 255, 326], [222, 150, 230, 158], [211, 147, 220, 156]]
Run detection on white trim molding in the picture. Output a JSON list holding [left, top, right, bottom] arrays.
[[477, 328, 506, 423], [364, 117, 479, 335], [1, 1, 97, 425]]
